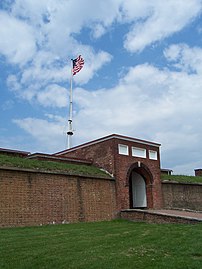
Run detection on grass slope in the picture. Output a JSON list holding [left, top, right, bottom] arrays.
[[0, 220, 201, 269], [0, 154, 110, 178], [161, 174, 202, 184]]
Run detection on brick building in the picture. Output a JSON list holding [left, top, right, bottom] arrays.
[[55, 134, 163, 213], [195, 169, 202, 176]]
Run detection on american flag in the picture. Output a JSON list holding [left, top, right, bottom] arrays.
[[72, 55, 84, 75]]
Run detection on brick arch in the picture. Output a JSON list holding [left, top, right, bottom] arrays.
[[127, 162, 154, 209], [126, 162, 154, 186]]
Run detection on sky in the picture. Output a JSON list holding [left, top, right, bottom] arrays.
[[1, 0, 202, 175]]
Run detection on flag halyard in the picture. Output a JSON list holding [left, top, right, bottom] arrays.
[[72, 55, 84, 75]]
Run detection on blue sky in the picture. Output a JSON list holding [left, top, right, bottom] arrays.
[[1, 0, 202, 175]]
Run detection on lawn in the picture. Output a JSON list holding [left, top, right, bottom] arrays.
[[0, 220, 201, 269]]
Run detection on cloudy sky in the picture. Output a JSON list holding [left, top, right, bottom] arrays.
[[1, 0, 202, 175]]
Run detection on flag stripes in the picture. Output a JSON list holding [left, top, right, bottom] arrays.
[[72, 55, 84, 75]]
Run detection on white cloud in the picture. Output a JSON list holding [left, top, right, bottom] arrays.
[[13, 116, 66, 152], [123, 0, 202, 52], [5, 48, 112, 107], [75, 49, 112, 84], [1, 0, 201, 109], [1, 0, 202, 69], [1, 0, 114, 107], [91, 24, 106, 39], [10, 0, 121, 54], [164, 44, 202, 74], [36, 84, 68, 108], [172, 161, 202, 176], [119, 0, 152, 21], [0, 11, 36, 65], [20, 60, 68, 86], [0, 1, 114, 115], [7, 75, 21, 92]]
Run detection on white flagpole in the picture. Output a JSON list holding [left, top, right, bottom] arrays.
[[67, 60, 74, 149]]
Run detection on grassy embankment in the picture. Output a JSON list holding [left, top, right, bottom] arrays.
[[0, 154, 110, 178], [161, 174, 202, 184], [1, 154, 202, 182]]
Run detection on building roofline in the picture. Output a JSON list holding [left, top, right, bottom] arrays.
[[54, 133, 161, 156], [27, 153, 92, 165], [0, 147, 30, 156]]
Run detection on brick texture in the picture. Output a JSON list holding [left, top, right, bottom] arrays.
[[162, 181, 202, 211], [195, 169, 202, 176], [0, 168, 116, 227], [120, 210, 201, 224], [58, 136, 163, 211]]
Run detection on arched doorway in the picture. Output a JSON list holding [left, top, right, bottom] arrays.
[[131, 171, 147, 208], [128, 162, 153, 209]]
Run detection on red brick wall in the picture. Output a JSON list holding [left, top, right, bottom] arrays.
[[114, 138, 162, 210], [162, 181, 202, 211], [120, 210, 201, 224], [195, 169, 202, 176], [0, 167, 116, 227], [59, 137, 163, 211], [59, 139, 116, 175]]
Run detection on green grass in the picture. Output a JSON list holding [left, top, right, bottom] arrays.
[[0, 154, 110, 178], [0, 220, 201, 269], [161, 174, 202, 184]]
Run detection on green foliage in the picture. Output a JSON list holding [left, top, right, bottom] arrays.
[[161, 174, 202, 184], [0, 220, 201, 269], [0, 154, 110, 178]]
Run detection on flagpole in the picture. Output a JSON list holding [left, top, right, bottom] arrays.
[[67, 60, 74, 149], [66, 55, 84, 149]]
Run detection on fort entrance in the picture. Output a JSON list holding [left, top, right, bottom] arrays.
[[131, 171, 147, 207], [57, 134, 163, 210], [128, 163, 154, 209]]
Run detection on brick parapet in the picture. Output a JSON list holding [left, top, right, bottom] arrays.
[[0, 166, 114, 181], [0, 168, 116, 228], [162, 181, 202, 211]]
